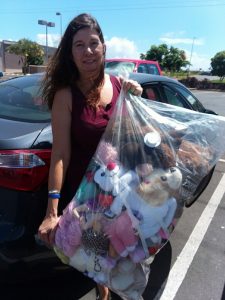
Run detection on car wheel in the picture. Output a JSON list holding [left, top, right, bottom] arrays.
[[185, 166, 215, 207]]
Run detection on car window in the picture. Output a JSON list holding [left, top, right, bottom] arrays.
[[161, 85, 186, 108], [0, 75, 50, 123], [142, 85, 161, 102], [105, 61, 135, 73], [143, 87, 157, 101], [137, 64, 148, 74], [171, 83, 205, 112], [138, 63, 160, 75]]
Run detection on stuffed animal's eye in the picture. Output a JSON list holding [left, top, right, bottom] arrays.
[[161, 176, 167, 181], [170, 167, 176, 173], [101, 172, 105, 176]]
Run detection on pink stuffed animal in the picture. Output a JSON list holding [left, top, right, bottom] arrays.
[[104, 211, 140, 259], [54, 202, 82, 257]]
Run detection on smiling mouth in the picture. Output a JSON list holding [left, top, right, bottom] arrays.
[[84, 60, 96, 64]]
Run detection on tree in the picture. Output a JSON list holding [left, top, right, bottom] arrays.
[[140, 44, 168, 66], [7, 39, 44, 74], [163, 47, 188, 72], [211, 51, 225, 80], [140, 44, 189, 72]]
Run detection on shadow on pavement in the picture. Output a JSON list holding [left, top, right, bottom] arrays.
[[1, 268, 96, 300], [143, 242, 172, 299], [1, 242, 172, 300]]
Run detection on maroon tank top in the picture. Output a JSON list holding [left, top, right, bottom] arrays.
[[66, 75, 121, 197]]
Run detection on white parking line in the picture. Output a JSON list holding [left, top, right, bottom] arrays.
[[158, 173, 225, 300]]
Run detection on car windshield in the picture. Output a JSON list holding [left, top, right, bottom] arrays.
[[0, 75, 50, 123], [105, 61, 135, 73]]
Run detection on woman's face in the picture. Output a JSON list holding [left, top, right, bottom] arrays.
[[72, 27, 105, 77]]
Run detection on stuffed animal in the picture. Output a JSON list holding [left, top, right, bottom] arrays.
[[177, 139, 212, 175], [94, 162, 138, 197], [104, 211, 143, 262], [54, 202, 82, 257], [95, 141, 118, 165], [120, 130, 177, 171], [69, 246, 116, 284], [143, 131, 176, 169], [94, 162, 144, 261], [109, 258, 150, 300], [75, 160, 100, 205], [108, 167, 182, 257]]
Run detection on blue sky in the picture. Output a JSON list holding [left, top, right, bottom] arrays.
[[1, 0, 225, 71]]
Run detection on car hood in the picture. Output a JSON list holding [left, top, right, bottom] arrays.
[[0, 118, 49, 149]]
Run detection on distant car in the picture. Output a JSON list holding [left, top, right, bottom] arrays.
[[0, 72, 217, 290], [105, 58, 162, 76]]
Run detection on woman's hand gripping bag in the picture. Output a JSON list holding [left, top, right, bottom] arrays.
[[53, 86, 225, 300]]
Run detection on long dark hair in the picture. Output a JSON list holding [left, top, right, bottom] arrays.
[[42, 13, 105, 109]]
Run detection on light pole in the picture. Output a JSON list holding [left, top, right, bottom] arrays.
[[56, 12, 62, 39], [38, 20, 55, 64], [188, 37, 196, 76]]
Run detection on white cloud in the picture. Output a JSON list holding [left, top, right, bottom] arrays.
[[185, 50, 211, 71], [105, 37, 140, 59], [160, 36, 204, 46], [37, 33, 60, 48], [34, 32, 210, 71]]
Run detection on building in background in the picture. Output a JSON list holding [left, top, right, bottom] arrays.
[[0, 40, 57, 74]]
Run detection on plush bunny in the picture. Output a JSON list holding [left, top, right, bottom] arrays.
[[94, 162, 138, 197]]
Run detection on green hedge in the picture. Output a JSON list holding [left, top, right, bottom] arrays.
[[179, 77, 225, 90]]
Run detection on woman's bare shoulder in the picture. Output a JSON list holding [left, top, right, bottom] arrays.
[[53, 87, 72, 111], [55, 87, 71, 98]]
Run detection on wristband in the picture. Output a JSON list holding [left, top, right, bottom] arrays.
[[48, 190, 61, 199]]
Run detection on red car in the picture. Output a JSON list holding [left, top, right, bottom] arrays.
[[105, 58, 162, 76]]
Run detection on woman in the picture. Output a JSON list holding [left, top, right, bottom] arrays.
[[38, 13, 142, 300]]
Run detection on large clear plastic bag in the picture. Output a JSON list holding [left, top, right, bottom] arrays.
[[54, 88, 225, 300]]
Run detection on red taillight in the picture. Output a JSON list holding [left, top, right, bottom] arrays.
[[0, 149, 51, 191]]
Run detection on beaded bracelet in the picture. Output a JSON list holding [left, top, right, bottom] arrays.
[[48, 190, 61, 199]]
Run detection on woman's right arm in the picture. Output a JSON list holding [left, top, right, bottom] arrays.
[[38, 88, 72, 245]]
